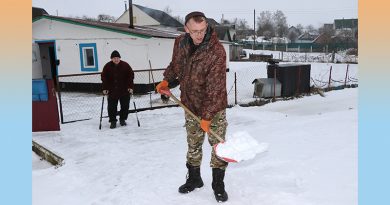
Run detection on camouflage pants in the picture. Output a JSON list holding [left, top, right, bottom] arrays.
[[184, 110, 228, 169]]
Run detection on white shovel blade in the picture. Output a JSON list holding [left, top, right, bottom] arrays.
[[214, 131, 268, 163]]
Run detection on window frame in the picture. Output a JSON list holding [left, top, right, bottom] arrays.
[[79, 43, 98, 71]]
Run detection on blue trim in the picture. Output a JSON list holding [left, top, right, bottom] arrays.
[[79, 43, 99, 72], [34, 40, 58, 78]]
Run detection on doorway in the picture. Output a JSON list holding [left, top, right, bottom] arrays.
[[36, 41, 59, 89]]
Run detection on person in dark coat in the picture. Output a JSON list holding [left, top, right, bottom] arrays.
[[101, 50, 134, 129], [156, 11, 229, 202]]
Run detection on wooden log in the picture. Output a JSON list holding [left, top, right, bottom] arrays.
[[32, 140, 64, 167]]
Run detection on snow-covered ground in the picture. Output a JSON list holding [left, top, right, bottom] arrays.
[[243, 49, 358, 64], [33, 87, 357, 205]]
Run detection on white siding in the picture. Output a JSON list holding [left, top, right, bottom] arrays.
[[33, 18, 174, 76]]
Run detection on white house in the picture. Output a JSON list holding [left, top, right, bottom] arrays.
[[32, 14, 230, 88]]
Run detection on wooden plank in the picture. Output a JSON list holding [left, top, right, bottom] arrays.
[[32, 140, 64, 167]]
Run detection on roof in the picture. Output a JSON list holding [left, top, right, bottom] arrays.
[[133, 4, 183, 27], [298, 32, 319, 41], [33, 15, 182, 39], [214, 26, 232, 42], [334, 19, 358, 29], [207, 18, 220, 26], [32, 7, 48, 19]]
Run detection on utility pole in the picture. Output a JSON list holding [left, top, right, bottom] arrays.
[[128, 0, 134, 28], [253, 9, 256, 50]]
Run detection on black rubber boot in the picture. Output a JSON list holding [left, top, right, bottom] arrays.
[[120, 120, 127, 126], [212, 168, 228, 202], [178, 163, 204, 193], [110, 121, 117, 129]]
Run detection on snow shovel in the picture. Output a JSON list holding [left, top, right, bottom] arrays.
[[161, 90, 252, 162]]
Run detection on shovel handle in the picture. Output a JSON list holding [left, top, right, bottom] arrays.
[[162, 90, 225, 143]]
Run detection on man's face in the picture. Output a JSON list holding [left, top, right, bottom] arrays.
[[111, 57, 120, 65], [185, 19, 208, 45]]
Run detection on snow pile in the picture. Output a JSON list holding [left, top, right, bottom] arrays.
[[215, 131, 269, 162]]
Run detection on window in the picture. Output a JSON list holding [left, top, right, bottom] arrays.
[[79, 43, 98, 71]]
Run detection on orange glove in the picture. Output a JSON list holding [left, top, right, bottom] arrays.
[[200, 119, 211, 133], [156, 80, 169, 94]]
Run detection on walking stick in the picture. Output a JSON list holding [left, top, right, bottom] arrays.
[[132, 96, 140, 127], [99, 95, 105, 130]]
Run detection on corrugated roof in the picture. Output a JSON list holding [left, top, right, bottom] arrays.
[[33, 15, 182, 39], [32, 7, 48, 19], [133, 4, 183, 27]]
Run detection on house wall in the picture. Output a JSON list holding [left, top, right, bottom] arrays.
[[221, 43, 230, 69], [33, 18, 174, 79], [32, 43, 43, 79], [33, 18, 230, 84], [116, 6, 160, 26]]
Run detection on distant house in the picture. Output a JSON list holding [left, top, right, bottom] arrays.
[[235, 29, 255, 41], [116, 4, 183, 31], [296, 32, 319, 43]]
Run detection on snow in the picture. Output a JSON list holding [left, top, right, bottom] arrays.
[[33, 61, 357, 205], [215, 131, 269, 162]]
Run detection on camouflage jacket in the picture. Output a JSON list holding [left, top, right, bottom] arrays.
[[163, 26, 227, 120]]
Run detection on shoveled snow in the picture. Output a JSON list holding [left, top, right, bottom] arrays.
[[215, 131, 269, 162]]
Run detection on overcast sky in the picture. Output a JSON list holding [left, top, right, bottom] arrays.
[[32, 0, 357, 28]]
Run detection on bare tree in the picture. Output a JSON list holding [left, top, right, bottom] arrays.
[[306, 24, 317, 34], [97, 14, 116, 23], [296, 24, 304, 35], [273, 10, 288, 37], [174, 16, 184, 24], [80, 15, 96, 21], [163, 6, 172, 15], [164, 6, 183, 24], [256, 11, 274, 39], [232, 18, 250, 30]]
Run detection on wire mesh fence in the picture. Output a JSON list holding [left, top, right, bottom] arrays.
[[57, 63, 358, 124]]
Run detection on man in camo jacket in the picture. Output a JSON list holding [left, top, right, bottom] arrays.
[[156, 11, 229, 203]]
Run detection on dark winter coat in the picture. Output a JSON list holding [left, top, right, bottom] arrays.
[[163, 26, 227, 120], [101, 60, 134, 99]]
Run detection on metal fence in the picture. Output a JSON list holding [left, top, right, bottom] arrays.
[[57, 63, 358, 124]]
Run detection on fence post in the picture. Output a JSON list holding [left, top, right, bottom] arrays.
[[344, 64, 349, 88], [148, 68, 152, 108], [273, 68, 276, 102], [234, 72, 237, 105], [57, 76, 64, 124], [328, 65, 333, 90]]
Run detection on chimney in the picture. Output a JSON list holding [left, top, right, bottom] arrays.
[[128, 0, 134, 28], [124, 1, 127, 11]]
